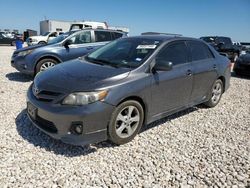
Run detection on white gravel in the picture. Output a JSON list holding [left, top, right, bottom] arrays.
[[0, 46, 249, 187]]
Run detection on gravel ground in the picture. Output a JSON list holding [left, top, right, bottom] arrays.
[[0, 46, 249, 187]]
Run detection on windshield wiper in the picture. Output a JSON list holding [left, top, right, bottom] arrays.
[[85, 56, 105, 66], [87, 57, 120, 68]]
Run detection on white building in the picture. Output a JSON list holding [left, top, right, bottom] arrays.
[[40, 20, 129, 35], [40, 20, 74, 34]]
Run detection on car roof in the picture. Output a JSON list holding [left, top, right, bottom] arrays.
[[73, 28, 126, 34], [128, 35, 202, 42], [201, 36, 230, 39]]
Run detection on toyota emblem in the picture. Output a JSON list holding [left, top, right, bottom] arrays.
[[33, 86, 39, 96]]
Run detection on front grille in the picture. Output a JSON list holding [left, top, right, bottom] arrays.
[[32, 84, 63, 102], [34, 115, 58, 133]]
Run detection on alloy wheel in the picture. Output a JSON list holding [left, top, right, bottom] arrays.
[[40, 62, 55, 72], [115, 105, 140, 138], [211, 82, 222, 104]]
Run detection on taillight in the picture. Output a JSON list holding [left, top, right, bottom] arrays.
[[228, 62, 232, 68]]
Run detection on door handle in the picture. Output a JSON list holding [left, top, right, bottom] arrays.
[[186, 69, 192, 76], [213, 64, 217, 69], [86, 47, 94, 50]]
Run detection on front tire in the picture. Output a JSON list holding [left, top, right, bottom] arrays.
[[108, 100, 144, 145], [35, 58, 58, 75], [204, 79, 223, 108], [38, 41, 47, 45]]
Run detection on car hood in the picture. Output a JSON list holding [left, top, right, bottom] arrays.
[[14, 43, 57, 53], [29, 35, 46, 39], [15, 44, 43, 53], [34, 59, 131, 93]]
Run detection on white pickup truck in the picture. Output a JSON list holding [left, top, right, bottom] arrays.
[[27, 32, 59, 46]]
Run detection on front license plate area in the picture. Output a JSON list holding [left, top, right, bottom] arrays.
[[27, 102, 37, 120]]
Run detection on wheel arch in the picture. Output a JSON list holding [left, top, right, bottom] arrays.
[[35, 55, 62, 73], [217, 75, 226, 93], [38, 41, 47, 44], [117, 96, 147, 125]]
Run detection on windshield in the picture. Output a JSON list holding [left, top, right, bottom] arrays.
[[48, 33, 69, 44], [216, 37, 232, 45], [47, 31, 77, 44], [42, 32, 50, 36], [86, 38, 162, 68]]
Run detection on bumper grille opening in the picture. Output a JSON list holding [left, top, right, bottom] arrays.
[[33, 115, 58, 134]]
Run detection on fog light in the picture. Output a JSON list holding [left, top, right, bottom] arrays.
[[70, 122, 83, 135]]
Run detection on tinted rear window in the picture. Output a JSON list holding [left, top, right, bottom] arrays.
[[188, 41, 214, 61], [112, 32, 123, 40], [95, 31, 112, 42]]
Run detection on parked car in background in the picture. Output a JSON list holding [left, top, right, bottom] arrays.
[[0, 33, 16, 46], [200, 36, 240, 62], [234, 49, 250, 76], [26, 35, 231, 146], [27, 32, 59, 46], [11, 29, 127, 76]]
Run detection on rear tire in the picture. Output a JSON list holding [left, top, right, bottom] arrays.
[[203, 79, 223, 108], [35, 58, 58, 76], [108, 100, 144, 145]]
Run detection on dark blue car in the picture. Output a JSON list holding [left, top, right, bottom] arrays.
[[11, 29, 127, 76]]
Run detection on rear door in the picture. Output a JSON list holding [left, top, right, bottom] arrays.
[[187, 40, 218, 103], [150, 41, 193, 116]]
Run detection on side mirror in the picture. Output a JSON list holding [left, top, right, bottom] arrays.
[[64, 39, 73, 48], [154, 59, 173, 71]]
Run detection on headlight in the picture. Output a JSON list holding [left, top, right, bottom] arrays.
[[62, 90, 108, 105], [17, 50, 33, 57]]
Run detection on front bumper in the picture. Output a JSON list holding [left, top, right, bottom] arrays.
[[26, 86, 115, 145], [11, 55, 34, 76], [27, 41, 38, 46]]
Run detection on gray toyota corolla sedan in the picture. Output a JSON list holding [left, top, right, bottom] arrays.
[[26, 35, 231, 146]]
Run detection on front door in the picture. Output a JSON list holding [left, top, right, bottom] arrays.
[[150, 41, 193, 117], [59, 31, 100, 62]]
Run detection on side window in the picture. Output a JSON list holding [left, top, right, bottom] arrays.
[[49, 32, 58, 37], [69, 31, 91, 44], [95, 31, 112, 42], [188, 41, 214, 61], [112, 32, 123, 40], [157, 42, 188, 66]]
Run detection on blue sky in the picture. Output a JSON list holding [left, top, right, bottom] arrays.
[[0, 0, 249, 41]]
